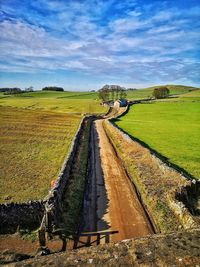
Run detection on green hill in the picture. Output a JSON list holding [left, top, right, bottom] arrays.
[[126, 84, 199, 100]]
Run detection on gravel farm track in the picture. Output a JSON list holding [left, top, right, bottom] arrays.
[[80, 115, 154, 244]]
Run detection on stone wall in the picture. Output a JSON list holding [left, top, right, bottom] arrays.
[[40, 116, 91, 231], [0, 200, 44, 233], [7, 228, 200, 266]]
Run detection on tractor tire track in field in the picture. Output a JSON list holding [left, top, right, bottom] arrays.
[[80, 118, 154, 244]]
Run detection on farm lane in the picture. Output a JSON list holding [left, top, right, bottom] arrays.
[[95, 119, 154, 242], [81, 117, 153, 243]]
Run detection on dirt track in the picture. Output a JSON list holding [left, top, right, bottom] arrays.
[[81, 118, 154, 243]]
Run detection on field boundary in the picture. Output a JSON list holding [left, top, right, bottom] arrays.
[[38, 116, 92, 241], [0, 200, 44, 233]]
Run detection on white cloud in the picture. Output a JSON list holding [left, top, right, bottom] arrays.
[[0, 0, 199, 86], [109, 17, 150, 33], [147, 25, 177, 34]]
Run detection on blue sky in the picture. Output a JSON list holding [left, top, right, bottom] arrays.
[[0, 0, 199, 90]]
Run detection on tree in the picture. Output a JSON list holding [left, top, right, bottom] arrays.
[[110, 85, 116, 100], [98, 84, 128, 102], [98, 89, 108, 102], [115, 86, 120, 100], [120, 87, 127, 99], [3, 88, 22, 95], [152, 87, 170, 99]]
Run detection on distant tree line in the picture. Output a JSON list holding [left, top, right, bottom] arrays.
[[42, 86, 64, 92], [1, 86, 64, 94], [0, 86, 34, 95], [1, 88, 22, 95], [98, 84, 127, 102]]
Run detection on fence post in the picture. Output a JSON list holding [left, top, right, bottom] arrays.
[[38, 227, 46, 247]]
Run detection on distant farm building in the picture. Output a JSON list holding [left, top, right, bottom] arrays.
[[114, 99, 128, 108]]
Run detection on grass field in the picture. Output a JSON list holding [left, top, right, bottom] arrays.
[[114, 101, 200, 179], [0, 90, 97, 98], [0, 91, 106, 114], [0, 107, 81, 203], [178, 89, 200, 101], [126, 85, 199, 100], [0, 91, 107, 203]]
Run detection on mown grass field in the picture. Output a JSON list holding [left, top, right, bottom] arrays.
[[0, 107, 81, 203], [114, 100, 200, 179], [0, 91, 107, 203], [0, 91, 106, 114]]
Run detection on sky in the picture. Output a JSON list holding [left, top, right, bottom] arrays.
[[0, 0, 200, 90]]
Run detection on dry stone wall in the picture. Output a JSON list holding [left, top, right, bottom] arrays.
[[40, 116, 91, 231], [7, 228, 200, 266], [0, 200, 44, 233]]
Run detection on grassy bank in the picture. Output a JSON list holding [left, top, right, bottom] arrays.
[[114, 101, 200, 179]]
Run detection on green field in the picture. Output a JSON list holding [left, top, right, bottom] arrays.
[[178, 89, 200, 101], [114, 101, 200, 179], [0, 91, 107, 203], [0, 91, 106, 114], [0, 107, 81, 203], [126, 85, 199, 100]]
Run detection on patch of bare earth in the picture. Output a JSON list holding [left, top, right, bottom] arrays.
[[0, 234, 66, 256]]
